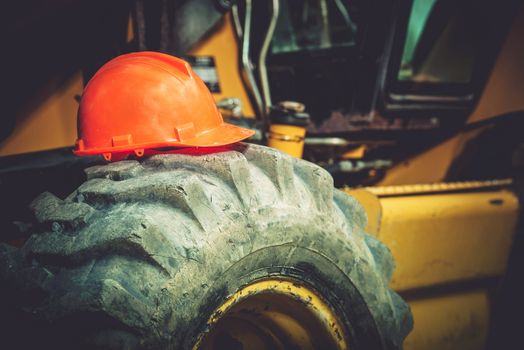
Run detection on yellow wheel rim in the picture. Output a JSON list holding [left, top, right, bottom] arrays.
[[194, 279, 349, 350]]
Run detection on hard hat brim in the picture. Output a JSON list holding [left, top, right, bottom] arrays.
[[74, 122, 255, 156], [175, 122, 256, 147]]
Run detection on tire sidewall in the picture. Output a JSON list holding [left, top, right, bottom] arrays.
[[172, 221, 386, 350]]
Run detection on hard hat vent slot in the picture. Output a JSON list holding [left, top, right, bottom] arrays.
[[112, 134, 133, 147], [174, 123, 195, 141]]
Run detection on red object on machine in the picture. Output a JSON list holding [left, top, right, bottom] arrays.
[[74, 52, 254, 160]]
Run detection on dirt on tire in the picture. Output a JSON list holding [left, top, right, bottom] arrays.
[[0, 143, 412, 349]]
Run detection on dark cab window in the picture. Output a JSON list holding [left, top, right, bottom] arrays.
[[384, 0, 511, 112]]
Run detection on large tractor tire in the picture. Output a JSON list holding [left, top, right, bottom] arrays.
[[0, 144, 412, 349]]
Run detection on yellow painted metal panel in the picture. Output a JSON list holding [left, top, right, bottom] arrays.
[[342, 145, 367, 159], [377, 6, 524, 186], [404, 290, 490, 350], [467, 5, 524, 123], [0, 73, 83, 157], [377, 135, 463, 186], [189, 15, 255, 117], [378, 190, 518, 291], [343, 188, 382, 236]]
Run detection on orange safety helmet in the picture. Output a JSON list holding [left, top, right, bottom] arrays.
[[74, 52, 254, 160]]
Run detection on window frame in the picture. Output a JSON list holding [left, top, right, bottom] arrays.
[[378, 0, 516, 115]]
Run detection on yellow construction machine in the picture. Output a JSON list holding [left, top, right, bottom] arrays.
[[1, 0, 523, 349]]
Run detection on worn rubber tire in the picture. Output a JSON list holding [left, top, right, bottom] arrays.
[[0, 143, 412, 349]]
